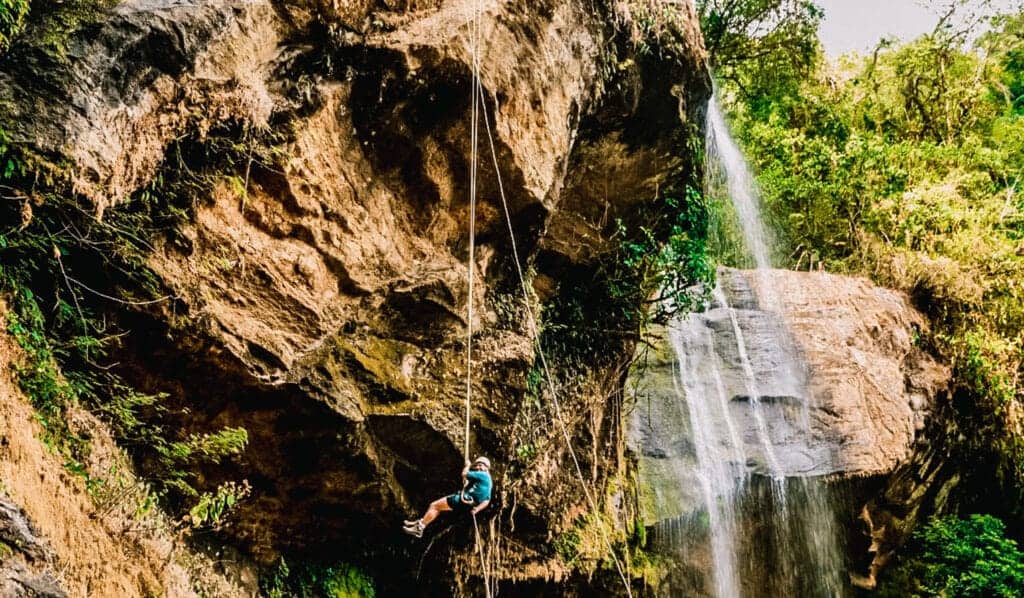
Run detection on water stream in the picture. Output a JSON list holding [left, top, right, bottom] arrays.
[[705, 101, 774, 271], [649, 95, 846, 596], [668, 316, 745, 598]]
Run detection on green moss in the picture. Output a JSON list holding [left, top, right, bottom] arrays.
[[261, 559, 376, 598], [554, 496, 632, 576], [627, 544, 669, 591], [338, 337, 418, 397], [14, 0, 116, 61], [0, 0, 29, 52], [630, 512, 647, 549]]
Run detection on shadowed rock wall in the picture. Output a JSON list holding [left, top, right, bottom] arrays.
[[0, 0, 710, 593]]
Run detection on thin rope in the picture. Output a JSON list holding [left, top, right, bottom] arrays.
[[472, 513, 494, 598], [476, 78, 634, 598], [487, 516, 501, 597], [467, 5, 494, 598], [464, 0, 481, 465]]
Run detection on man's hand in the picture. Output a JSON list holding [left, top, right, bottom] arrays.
[[471, 500, 490, 516]]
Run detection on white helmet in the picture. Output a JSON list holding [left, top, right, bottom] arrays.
[[473, 456, 491, 469]]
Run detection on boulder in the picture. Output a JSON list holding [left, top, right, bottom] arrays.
[[628, 267, 951, 596]]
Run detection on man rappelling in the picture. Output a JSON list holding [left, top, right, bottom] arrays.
[[402, 456, 492, 538]]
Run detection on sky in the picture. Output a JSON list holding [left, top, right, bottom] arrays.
[[814, 0, 1023, 57]]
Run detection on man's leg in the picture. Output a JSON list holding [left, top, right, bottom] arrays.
[[405, 497, 452, 527], [404, 497, 452, 537], [421, 497, 451, 527]]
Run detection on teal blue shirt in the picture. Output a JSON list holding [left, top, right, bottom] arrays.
[[462, 470, 492, 505]]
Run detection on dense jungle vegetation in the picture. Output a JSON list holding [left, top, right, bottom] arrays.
[[701, 0, 1024, 594]]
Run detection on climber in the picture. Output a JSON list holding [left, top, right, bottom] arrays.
[[402, 456, 492, 538]]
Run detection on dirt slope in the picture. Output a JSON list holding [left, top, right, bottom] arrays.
[[0, 304, 248, 597]]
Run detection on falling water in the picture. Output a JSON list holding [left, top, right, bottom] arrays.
[[705, 100, 774, 270], [704, 99, 785, 313], [668, 317, 746, 598], [655, 93, 846, 596], [711, 284, 785, 481]]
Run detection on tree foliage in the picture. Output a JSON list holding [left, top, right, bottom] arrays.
[[880, 514, 1024, 597], [714, 3, 1024, 486], [698, 0, 823, 100], [986, 11, 1024, 113]]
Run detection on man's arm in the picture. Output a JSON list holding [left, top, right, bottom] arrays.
[[471, 499, 490, 515], [461, 460, 470, 481]]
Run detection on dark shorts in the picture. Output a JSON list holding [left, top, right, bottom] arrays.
[[445, 493, 474, 512]]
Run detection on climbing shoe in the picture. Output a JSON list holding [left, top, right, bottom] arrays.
[[402, 520, 424, 538], [403, 518, 419, 527]]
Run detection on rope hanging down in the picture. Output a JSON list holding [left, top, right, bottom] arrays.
[[462, 5, 632, 598], [475, 77, 635, 598], [463, 0, 479, 464], [465, 4, 495, 598]]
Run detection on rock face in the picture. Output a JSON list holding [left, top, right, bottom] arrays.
[[1, 0, 710, 592], [0, 497, 65, 598], [631, 268, 948, 519], [749, 269, 947, 475], [627, 267, 950, 595]]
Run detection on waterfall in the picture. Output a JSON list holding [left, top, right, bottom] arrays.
[[711, 284, 785, 482], [705, 100, 774, 270], [650, 93, 847, 596], [668, 317, 745, 598]]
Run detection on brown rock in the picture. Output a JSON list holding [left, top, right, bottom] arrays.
[[0, 0, 710, 591], [747, 268, 950, 476]]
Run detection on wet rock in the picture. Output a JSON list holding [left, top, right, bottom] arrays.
[[745, 268, 949, 476], [630, 268, 949, 504], [627, 267, 951, 595], [0, 496, 66, 598]]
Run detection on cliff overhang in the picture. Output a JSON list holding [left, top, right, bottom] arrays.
[[0, 0, 711, 592]]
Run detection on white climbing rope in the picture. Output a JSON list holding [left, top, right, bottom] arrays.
[[464, 0, 479, 465], [472, 513, 493, 596], [465, 4, 495, 598], [475, 76, 635, 598]]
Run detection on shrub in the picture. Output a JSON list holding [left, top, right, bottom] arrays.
[[261, 559, 375, 598], [0, 0, 29, 51], [880, 514, 1024, 598]]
